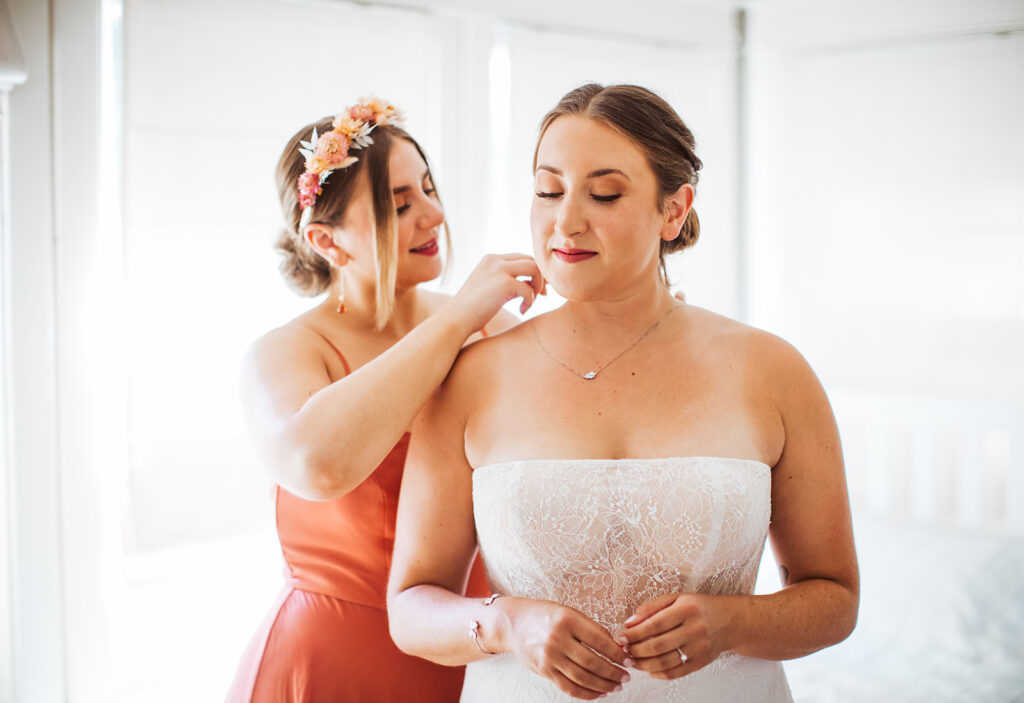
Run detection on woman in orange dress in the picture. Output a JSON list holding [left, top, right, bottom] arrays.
[[225, 99, 544, 703]]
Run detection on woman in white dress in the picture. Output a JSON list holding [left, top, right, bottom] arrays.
[[387, 84, 859, 702]]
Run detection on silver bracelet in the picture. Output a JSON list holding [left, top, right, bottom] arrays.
[[469, 619, 496, 655], [469, 593, 503, 655]]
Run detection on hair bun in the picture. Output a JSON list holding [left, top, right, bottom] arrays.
[[274, 227, 333, 296]]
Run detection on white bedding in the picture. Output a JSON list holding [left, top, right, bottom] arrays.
[[784, 515, 1024, 702]]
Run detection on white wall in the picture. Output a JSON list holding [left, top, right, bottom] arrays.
[[745, 0, 1024, 531]]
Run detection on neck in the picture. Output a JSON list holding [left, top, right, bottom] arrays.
[[325, 273, 422, 336], [558, 278, 679, 337]]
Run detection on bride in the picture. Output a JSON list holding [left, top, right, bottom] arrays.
[[388, 83, 859, 701]]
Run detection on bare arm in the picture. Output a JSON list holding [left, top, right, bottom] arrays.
[[242, 254, 541, 501], [736, 339, 859, 657], [388, 352, 630, 700], [623, 337, 858, 676]]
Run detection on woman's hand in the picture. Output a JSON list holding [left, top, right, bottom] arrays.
[[617, 593, 737, 681], [498, 598, 630, 700], [445, 253, 545, 337]]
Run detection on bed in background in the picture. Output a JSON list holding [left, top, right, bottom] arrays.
[[765, 390, 1024, 702]]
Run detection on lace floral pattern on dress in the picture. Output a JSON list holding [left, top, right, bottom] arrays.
[[464, 457, 793, 702]]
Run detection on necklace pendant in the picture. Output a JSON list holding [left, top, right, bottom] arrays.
[[582, 371, 597, 380]]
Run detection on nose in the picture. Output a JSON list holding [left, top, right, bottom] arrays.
[[554, 192, 586, 238], [418, 196, 445, 230]]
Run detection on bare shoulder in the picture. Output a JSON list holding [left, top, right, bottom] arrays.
[[243, 310, 336, 375], [441, 314, 534, 401], [685, 305, 809, 371]]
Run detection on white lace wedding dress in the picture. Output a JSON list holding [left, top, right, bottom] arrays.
[[463, 457, 793, 702]]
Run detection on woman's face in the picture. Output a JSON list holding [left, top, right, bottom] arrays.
[[530, 115, 667, 302], [388, 139, 446, 287], [339, 138, 445, 288]]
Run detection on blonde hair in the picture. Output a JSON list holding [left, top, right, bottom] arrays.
[[275, 118, 449, 329], [535, 84, 703, 285]]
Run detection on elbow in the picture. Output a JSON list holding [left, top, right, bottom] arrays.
[[385, 589, 416, 657], [299, 452, 351, 501], [835, 588, 859, 644], [273, 443, 352, 501]]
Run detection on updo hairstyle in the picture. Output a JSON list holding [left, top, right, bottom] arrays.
[[274, 118, 447, 329]]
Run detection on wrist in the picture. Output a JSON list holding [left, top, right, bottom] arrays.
[[478, 594, 515, 655], [433, 298, 479, 343], [716, 594, 752, 654]]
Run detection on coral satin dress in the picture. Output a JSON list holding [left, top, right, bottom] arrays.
[[227, 343, 488, 703]]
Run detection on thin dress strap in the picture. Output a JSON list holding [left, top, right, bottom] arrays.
[[314, 332, 352, 376], [315, 318, 483, 377]]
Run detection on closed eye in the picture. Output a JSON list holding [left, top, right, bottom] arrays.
[[592, 194, 621, 203], [397, 204, 411, 215], [536, 191, 563, 199]]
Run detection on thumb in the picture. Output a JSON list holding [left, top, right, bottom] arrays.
[[623, 593, 678, 628]]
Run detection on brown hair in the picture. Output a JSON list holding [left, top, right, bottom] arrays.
[[534, 83, 703, 284], [274, 117, 449, 329]]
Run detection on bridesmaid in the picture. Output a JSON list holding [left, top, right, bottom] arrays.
[[225, 98, 544, 702]]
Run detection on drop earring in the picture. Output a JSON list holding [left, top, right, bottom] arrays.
[[336, 267, 347, 314]]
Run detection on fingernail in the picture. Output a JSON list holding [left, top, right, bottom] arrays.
[[615, 636, 628, 645], [621, 673, 631, 683], [613, 685, 623, 692], [624, 615, 638, 625], [623, 657, 635, 667]]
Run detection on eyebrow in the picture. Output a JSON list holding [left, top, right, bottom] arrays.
[[392, 169, 433, 195], [536, 165, 631, 181]]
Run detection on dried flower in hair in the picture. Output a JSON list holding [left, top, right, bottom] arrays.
[[315, 131, 350, 168], [295, 97, 405, 216], [298, 171, 323, 210]]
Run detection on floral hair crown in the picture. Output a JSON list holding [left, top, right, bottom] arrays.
[[296, 97, 405, 229]]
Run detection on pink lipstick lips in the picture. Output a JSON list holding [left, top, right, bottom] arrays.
[[553, 247, 597, 263]]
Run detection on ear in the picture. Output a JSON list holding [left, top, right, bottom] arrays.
[[660, 184, 694, 242], [303, 223, 350, 267]]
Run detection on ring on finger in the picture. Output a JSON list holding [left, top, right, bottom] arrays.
[[676, 647, 688, 664]]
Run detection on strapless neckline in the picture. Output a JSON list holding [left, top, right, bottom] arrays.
[[474, 455, 771, 474]]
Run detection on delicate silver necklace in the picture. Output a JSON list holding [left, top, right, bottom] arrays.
[[531, 304, 682, 380]]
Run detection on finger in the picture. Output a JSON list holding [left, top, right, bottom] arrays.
[[648, 658, 696, 681], [622, 593, 678, 631], [549, 670, 613, 701], [621, 598, 691, 644], [624, 624, 686, 659], [629, 645, 688, 673], [522, 265, 545, 298], [499, 257, 542, 279], [558, 657, 625, 696], [572, 620, 629, 666], [512, 281, 536, 314], [566, 641, 630, 685]]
